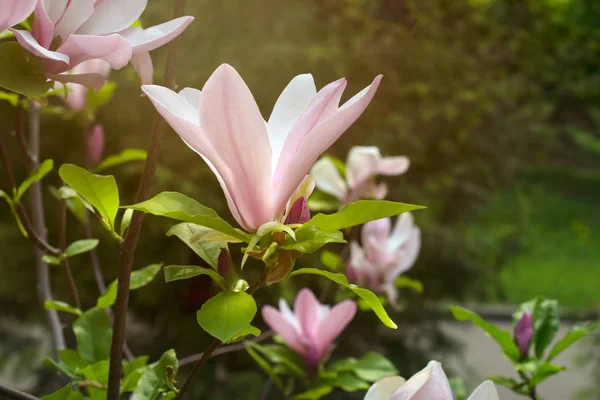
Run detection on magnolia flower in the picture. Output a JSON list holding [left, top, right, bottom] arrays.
[[365, 361, 499, 400], [142, 64, 382, 232], [58, 59, 111, 110], [262, 288, 356, 367], [11, 0, 193, 88], [348, 213, 421, 304], [0, 0, 37, 31], [311, 146, 409, 204], [87, 124, 105, 167], [514, 312, 534, 359]]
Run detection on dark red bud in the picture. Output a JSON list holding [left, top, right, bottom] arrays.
[[285, 196, 311, 225]]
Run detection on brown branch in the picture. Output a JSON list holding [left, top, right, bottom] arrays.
[[106, 1, 189, 398], [59, 199, 81, 308], [0, 383, 39, 400], [12, 101, 34, 172]]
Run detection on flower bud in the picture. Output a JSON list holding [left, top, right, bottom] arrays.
[[285, 196, 311, 225], [514, 312, 534, 358], [87, 124, 105, 167], [217, 248, 232, 279]]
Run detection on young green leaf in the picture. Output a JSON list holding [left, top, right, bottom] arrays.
[[395, 276, 424, 294], [353, 352, 398, 382], [0, 42, 52, 98], [449, 305, 521, 362], [251, 344, 305, 377], [43, 358, 81, 380], [42, 255, 61, 265], [281, 225, 345, 253], [286, 268, 397, 329], [246, 344, 284, 390], [320, 250, 341, 271], [529, 362, 565, 386], [73, 308, 113, 365], [0, 90, 19, 106], [546, 320, 599, 362], [120, 209, 133, 237], [306, 200, 425, 232], [291, 386, 334, 400], [124, 191, 251, 242], [59, 164, 119, 231], [532, 299, 560, 358], [64, 239, 99, 258], [323, 372, 370, 391], [122, 356, 150, 393], [196, 292, 257, 342], [97, 264, 162, 309], [15, 159, 53, 201], [0, 190, 27, 237], [40, 384, 84, 400], [86, 82, 117, 115], [58, 349, 85, 371], [228, 325, 261, 344], [164, 265, 226, 290], [94, 148, 147, 172], [44, 300, 82, 317], [81, 360, 110, 400], [307, 190, 340, 212], [166, 222, 226, 269], [134, 349, 178, 400]]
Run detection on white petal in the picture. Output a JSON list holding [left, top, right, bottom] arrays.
[[54, 0, 94, 39], [365, 376, 406, 400], [77, 0, 147, 35], [310, 158, 347, 199], [142, 84, 199, 125], [279, 298, 301, 333], [467, 381, 500, 400], [267, 73, 317, 172], [386, 213, 415, 251], [178, 87, 202, 109], [43, 0, 68, 24], [346, 146, 382, 188], [121, 16, 194, 53]]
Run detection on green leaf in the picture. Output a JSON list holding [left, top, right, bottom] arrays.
[[307, 190, 340, 212], [395, 276, 424, 293], [65, 239, 99, 258], [97, 263, 162, 309], [86, 82, 117, 115], [546, 320, 599, 362], [291, 386, 333, 400], [246, 345, 284, 390], [94, 148, 147, 172], [125, 192, 251, 242], [134, 349, 178, 400], [81, 360, 110, 400], [306, 200, 425, 232], [164, 265, 226, 290], [73, 308, 112, 365], [328, 352, 398, 382], [49, 185, 89, 223], [530, 362, 565, 386], [43, 358, 81, 380], [286, 268, 397, 329], [15, 159, 53, 201], [0, 90, 19, 106], [323, 154, 347, 175], [42, 255, 61, 265], [0, 42, 52, 98], [120, 209, 133, 237], [532, 299, 560, 359], [58, 349, 85, 371], [488, 376, 522, 389], [320, 250, 341, 271], [228, 325, 261, 343], [252, 344, 305, 377], [196, 292, 257, 342], [0, 189, 27, 237], [448, 377, 467, 400], [41, 384, 84, 400], [166, 223, 226, 269], [324, 372, 370, 391], [122, 356, 150, 393], [59, 164, 119, 230], [241, 234, 261, 268], [449, 305, 520, 362], [44, 300, 82, 316], [281, 225, 345, 253]]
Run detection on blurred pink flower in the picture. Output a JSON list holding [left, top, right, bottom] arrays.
[[142, 64, 382, 232], [58, 59, 111, 111], [0, 0, 37, 31], [87, 124, 105, 166], [365, 361, 499, 400], [262, 288, 356, 367], [311, 146, 409, 203], [10, 0, 193, 89], [347, 213, 420, 305], [514, 312, 534, 358]]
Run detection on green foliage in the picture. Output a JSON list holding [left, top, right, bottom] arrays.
[[395, 276, 424, 294], [532, 299, 560, 358], [327, 352, 398, 382], [164, 265, 226, 290], [15, 159, 53, 201], [86, 82, 117, 117], [286, 268, 397, 329], [0, 90, 19, 106], [281, 225, 345, 253], [94, 148, 147, 172], [41, 384, 83, 400], [0, 42, 52, 97], [133, 349, 178, 400], [44, 300, 82, 317], [166, 222, 226, 269], [64, 239, 99, 258], [320, 250, 341, 271], [196, 291, 257, 343], [97, 263, 163, 309], [73, 308, 112, 365], [546, 320, 600, 362]]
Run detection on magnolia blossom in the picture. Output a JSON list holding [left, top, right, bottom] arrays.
[[348, 213, 421, 304], [11, 0, 193, 88], [311, 146, 409, 203], [58, 59, 111, 110], [514, 312, 534, 358], [365, 361, 499, 400], [0, 0, 37, 31], [142, 64, 382, 232], [262, 288, 356, 367]]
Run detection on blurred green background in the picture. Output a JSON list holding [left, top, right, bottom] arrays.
[[0, 0, 599, 398]]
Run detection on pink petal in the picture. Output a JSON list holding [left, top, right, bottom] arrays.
[[293, 288, 321, 341], [262, 306, 306, 357], [315, 300, 356, 361], [48, 72, 107, 91], [0, 0, 37, 31], [198, 64, 273, 231], [87, 124, 105, 166], [387, 213, 414, 251], [11, 29, 70, 64], [130, 51, 153, 84], [391, 361, 453, 400], [42, 0, 69, 24], [346, 146, 382, 189], [362, 218, 391, 246], [32, 1, 55, 48], [76, 0, 147, 35], [467, 381, 499, 400], [273, 75, 382, 219], [377, 156, 410, 176], [365, 377, 407, 400], [55, 33, 132, 72], [390, 227, 420, 278], [53, 0, 95, 40], [121, 16, 194, 53]]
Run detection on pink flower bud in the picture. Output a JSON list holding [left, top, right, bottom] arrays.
[[217, 248, 232, 279], [87, 124, 105, 167], [514, 312, 534, 358], [285, 196, 311, 225]]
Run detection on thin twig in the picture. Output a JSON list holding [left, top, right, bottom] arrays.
[[259, 378, 273, 400], [106, 1, 188, 398], [12, 101, 34, 172], [0, 383, 39, 400], [59, 199, 81, 308]]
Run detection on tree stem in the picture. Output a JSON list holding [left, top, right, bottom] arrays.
[[59, 199, 81, 308], [0, 383, 38, 400], [105, 1, 188, 398]]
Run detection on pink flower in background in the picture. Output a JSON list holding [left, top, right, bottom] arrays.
[[10, 0, 193, 89], [311, 146, 409, 204], [365, 361, 499, 400], [514, 312, 534, 358], [142, 64, 382, 232], [348, 213, 421, 305], [87, 124, 105, 167], [262, 288, 356, 367], [58, 59, 111, 110], [0, 0, 37, 31]]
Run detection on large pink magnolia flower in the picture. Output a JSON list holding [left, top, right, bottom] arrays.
[[365, 361, 499, 400], [311, 146, 409, 204], [142, 64, 382, 232], [10, 0, 193, 88], [0, 0, 37, 31], [57, 59, 111, 110], [348, 213, 421, 304], [262, 288, 356, 367]]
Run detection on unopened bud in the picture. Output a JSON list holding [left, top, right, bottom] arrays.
[[87, 124, 105, 167], [285, 196, 311, 225], [217, 248, 232, 279], [514, 312, 534, 358]]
